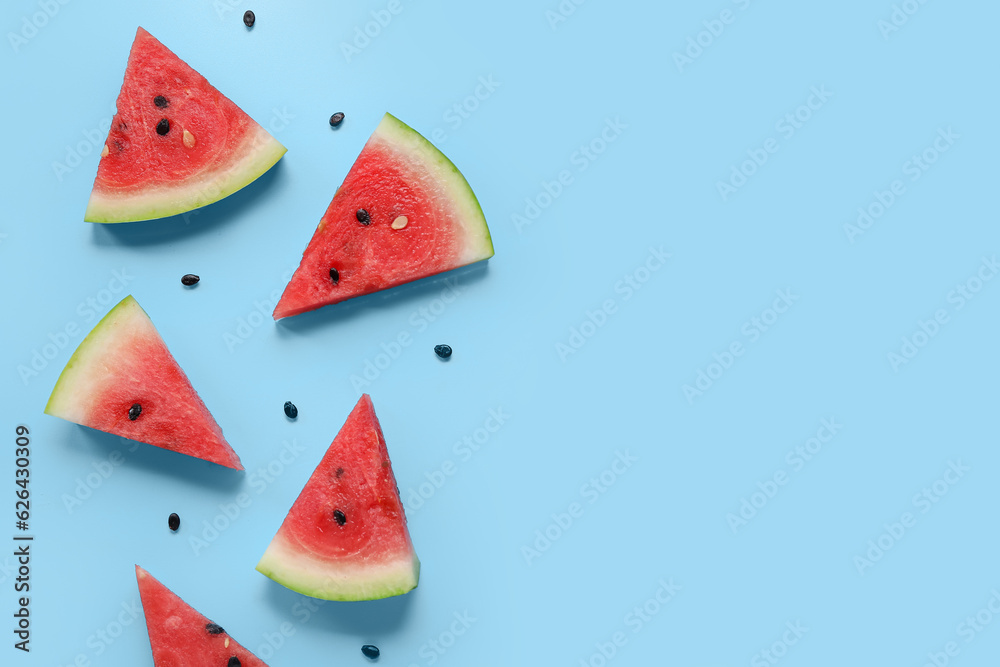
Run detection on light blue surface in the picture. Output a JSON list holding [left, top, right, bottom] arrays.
[[2, 0, 999, 665]]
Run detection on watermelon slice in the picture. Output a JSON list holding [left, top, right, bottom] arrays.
[[135, 565, 269, 666], [44, 295, 243, 470], [272, 113, 493, 319], [256, 394, 419, 601], [85, 27, 286, 223]]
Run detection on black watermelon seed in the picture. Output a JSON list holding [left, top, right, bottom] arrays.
[[329, 112, 345, 127], [168, 513, 180, 531], [329, 268, 340, 284], [128, 403, 142, 420], [335, 467, 344, 478], [434, 344, 453, 360], [228, 657, 241, 667], [361, 644, 380, 659], [243, 10, 255, 27], [156, 119, 170, 135], [181, 274, 200, 286], [283, 401, 298, 419], [355, 209, 371, 225], [205, 623, 225, 635], [154, 95, 168, 108], [333, 509, 347, 526]]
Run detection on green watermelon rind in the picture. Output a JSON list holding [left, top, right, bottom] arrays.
[[375, 112, 494, 263], [256, 534, 420, 601], [44, 294, 146, 420], [84, 125, 286, 224]]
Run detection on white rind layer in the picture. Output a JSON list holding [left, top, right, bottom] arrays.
[[372, 113, 494, 264], [84, 125, 286, 223], [44, 295, 151, 422], [256, 532, 420, 602]]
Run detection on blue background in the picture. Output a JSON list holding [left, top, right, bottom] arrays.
[[2, 0, 999, 665]]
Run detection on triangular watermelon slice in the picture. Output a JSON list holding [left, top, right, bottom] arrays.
[[135, 565, 269, 666], [272, 113, 493, 319], [44, 295, 243, 470], [85, 27, 286, 223], [256, 394, 420, 600]]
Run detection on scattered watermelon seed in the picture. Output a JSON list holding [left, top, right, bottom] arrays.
[[224, 638, 230, 648], [391, 216, 408, 230], [154, 95, 168, 108], [168, 513, 180, 531], [128, 403, 142, 420], [205, 623, 225, 635], [333, 509, 347, 526], [356, 209, 371, 225], [243, 10, 255, 27], [329, 112, 345, 127], [284, 401, 298, 419], [329, 268, 340, 284], [228, 657, 241, 667], [156, 119, 170, 136], [101, 144, 109, 158], [183, 129, 196, 148], [335, 467, 344, 478], [181, 274, 200, 286], [434, 344, 453, 360], [362, 644, 380, 659]]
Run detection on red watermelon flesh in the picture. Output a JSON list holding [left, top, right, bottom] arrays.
[[44, 296, 243, 470], [85, 27, 286, 223], [272, 113, 493, 320], [136, 565, 269, 666], [256, 394, 419, 600]]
